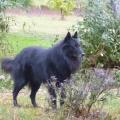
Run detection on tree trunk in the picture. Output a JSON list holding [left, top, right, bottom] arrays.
[[60, 8, 65, 20]]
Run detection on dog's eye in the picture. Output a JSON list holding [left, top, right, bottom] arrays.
[[75, 44, 80, 47]]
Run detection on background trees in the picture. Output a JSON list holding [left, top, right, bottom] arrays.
[[48, 0, 76, 20]]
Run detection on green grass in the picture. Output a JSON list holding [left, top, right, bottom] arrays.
[[0, 86, 55, 120], [5, 33, 54, 55], [0, 89, 120, 120], [104, 94, 120, 118], [0, 80, 12, 90]]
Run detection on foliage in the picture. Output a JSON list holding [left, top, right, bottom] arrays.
[[48, 0, 76, 20], [0, 1, 13, 57], [73, 0, 120, 68], [114, 70, 120, 83], [0, 79, 12, 90], [54, 69, 118, 119], [10, 0, 32, 7]]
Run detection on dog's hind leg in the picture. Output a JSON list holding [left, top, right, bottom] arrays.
[[13, 79, 26, 107], [60, 83, 66, 106], [30, 83, 40, 107]]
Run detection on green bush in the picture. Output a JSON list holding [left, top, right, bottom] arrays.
[[74, 0, 120, 68]]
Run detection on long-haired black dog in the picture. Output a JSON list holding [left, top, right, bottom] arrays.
[[1, 32, 84, 108]]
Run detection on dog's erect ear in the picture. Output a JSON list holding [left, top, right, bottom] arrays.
[[73, 31, 78, 38], [64, 32, 71, 42]]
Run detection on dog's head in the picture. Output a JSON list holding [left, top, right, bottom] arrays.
[[62, 32, 84, 61]]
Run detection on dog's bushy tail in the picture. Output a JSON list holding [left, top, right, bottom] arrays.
[[1, 58, 13, 73]]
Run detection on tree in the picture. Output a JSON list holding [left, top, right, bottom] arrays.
[[49, 0, 76, 20]]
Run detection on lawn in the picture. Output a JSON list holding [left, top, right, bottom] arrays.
[[0, 32, 54, 58], [0, 82, 120, 120], [0, 86, 55, 120], [8, 14, 82, 36], [6, 33, 53, 54]]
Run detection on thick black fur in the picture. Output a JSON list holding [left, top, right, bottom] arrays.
[[1, 32, 84, 108]]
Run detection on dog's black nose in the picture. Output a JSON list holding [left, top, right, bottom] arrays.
[[82, 53, 85, 57]]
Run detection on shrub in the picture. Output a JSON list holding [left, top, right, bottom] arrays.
[[73, 0, 120, 68], [54, 68, 118, 120]]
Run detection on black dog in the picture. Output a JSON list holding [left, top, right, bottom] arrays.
[[1, 32, 84, 108]]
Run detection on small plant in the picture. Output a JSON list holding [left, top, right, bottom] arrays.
[[54, 68, 117, 120]]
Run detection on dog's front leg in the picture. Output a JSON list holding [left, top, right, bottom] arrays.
[[47, 80, 57, 110]]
